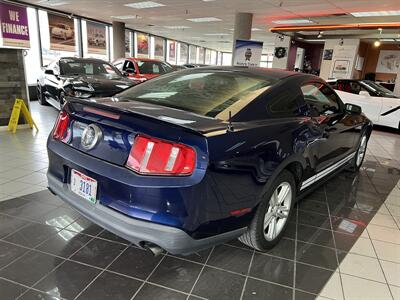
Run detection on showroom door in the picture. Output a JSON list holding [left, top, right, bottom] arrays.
[[301, 82, 356, 172]]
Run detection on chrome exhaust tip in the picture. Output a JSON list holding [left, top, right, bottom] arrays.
[[142, 242, 164, 256]]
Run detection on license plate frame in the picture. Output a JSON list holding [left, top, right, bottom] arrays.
[[70, 169, 98, 204]]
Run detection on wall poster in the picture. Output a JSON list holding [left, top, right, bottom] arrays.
[[154, 36, 164, 59], [0, 2, 30, 48], [86, 21, 106, 54], [136, 32, 149, 57], [329, 45, 358, 79], [376, 50, 400, 74], [48, 13, 75, 51]]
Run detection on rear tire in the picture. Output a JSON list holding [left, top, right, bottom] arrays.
[[348, 132, 368, 172], [239, 170, 296, 251], [37, 85, 48, 105]]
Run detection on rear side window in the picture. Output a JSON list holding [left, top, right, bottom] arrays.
[[267, 89, 300, 117], [301, 83, 342, 116]]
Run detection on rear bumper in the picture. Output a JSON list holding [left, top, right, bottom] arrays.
[[47, 173, 246, 255]]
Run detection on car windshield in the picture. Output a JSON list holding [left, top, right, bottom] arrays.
[[60, 59, 121, 76], [117, 70, 275, 118], [136, 61, 173, 74], [362, 80, 395, 97]]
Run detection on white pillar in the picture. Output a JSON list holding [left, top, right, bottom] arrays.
[[112, 21, 125, 61], [394, 69, 400, 97], [231, 12, 253, 65]]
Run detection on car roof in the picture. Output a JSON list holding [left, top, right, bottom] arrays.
[[177, 66, 313, 81], [124, 57, 164, 62], [59, 57, 110, 64]]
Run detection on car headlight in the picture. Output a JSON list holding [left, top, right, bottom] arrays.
[[73, 90, 92, 98], [65, 88, 92, 98]]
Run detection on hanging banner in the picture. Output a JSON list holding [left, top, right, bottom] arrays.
[[87, 21, 106, 55], [0, 2, 30, 48], [125, 30, 131, 57], [169, 41, 176, 61], [189, 45, 197, 63], [180, 43, 188, 64], [329, 45, 358, 79], [198, 47, 205, 63], [136, 33, 149, 57], [48, 13, 75, 51], [233, 39, 263, 67], [154, 36, 164, 59]]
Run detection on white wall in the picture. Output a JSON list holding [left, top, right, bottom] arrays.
[[320, 39, 360, 80], [272, 35, 291, 69], [394, 69, 400, 97]]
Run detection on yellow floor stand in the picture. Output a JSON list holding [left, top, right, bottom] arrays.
[[7, 99, 39, 134]]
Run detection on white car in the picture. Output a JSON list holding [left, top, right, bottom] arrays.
[[331, 79, 400, 130], [51, 23, 74, 40]]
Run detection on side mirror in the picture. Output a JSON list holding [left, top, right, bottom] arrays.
[[345, 103, 362, 115], [359, 90, 370, 97], [45, 69, 54, 75]]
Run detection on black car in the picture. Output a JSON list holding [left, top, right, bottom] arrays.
[[37, 57, 136, 109]]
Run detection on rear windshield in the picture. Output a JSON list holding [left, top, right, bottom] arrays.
[[117, 71, 275, 118]]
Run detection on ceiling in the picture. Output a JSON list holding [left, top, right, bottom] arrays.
[[20, 0, 400, 52]]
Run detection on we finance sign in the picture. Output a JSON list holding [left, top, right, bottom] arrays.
[[0, 2, 30, 48]]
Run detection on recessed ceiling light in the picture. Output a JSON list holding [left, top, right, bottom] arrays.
[[187, 17, 222, 22], [272, 19, 314, 24], [111, 15, 142, 19], [252, 28, 262, 31], [163, 25, 190, 29], [379, 39, 395, 42], [204, 33, 230, 36], [124, 1, 165, 9], [374, 40, 381, 47], [351, 10, 400, 17], [37, 0, 70, 6]]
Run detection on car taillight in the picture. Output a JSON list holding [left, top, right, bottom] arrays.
[[126, 135, 196, 176], [52, 111, 70, 141]]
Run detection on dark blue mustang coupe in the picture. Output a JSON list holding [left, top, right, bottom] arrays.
[[47, 67, 372, 255]]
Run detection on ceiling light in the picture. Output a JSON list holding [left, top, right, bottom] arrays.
[[351, 10, 400, 17], [317, 31, 323, 38], [252, 28, 262, 31], [374, 40, 381, 47], [204, 33, 230, 36], [124, 1, 165, 9], [187, 17, 222, 22], [163, 25, 190, 29], [111, 15, 142, 19], [380, 39, 395, 42], [272, 19, 314, 24], [37, 0, 70, 6]]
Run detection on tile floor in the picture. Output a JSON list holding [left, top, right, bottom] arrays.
[[0, 102, 399, 300]]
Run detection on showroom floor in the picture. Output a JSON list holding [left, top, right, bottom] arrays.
[[0, 102, 399, 300]]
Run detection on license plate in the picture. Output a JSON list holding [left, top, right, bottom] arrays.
[[70, 169, 98, 204]]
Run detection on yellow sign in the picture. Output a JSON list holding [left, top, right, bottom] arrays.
[[7, 99, 38, 133]]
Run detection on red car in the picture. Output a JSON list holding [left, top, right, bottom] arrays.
[[113, 58, 174, 83]]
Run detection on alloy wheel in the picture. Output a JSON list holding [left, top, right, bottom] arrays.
[[263, 182, 292, 241]]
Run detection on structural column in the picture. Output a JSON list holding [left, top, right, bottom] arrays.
[[112, 21, 125, 61], [231, 12, 253, 65], [394, 68, 400, 97]]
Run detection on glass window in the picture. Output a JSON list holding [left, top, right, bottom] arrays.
[[301, 83, 341, 116], [23, 7, 42, 86], [268, 90, 300, 117], [136, 60, 172, 74], [222, 53, 232, 66], [122, 60, 135, 72], [117, 71, 275, 118]]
